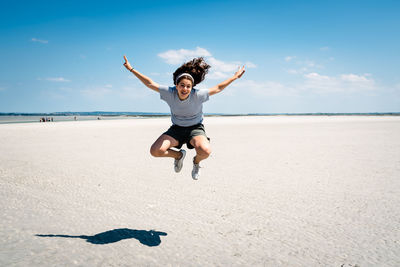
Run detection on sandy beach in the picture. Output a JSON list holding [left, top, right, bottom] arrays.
[[1, 116, 399, 266]]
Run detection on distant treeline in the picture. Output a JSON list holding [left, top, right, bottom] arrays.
[[0, 112, 169, 117], [0, 112, 399, 116], [244, 112, 400, 116]]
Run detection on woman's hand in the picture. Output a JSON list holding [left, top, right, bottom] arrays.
[[208, 65, 246, 96], [123, 55, 133, 71], [122, 55, 160, 92], [234, 66, 246, 79]]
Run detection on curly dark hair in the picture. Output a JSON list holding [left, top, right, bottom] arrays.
[[173, 57, 211, 86]]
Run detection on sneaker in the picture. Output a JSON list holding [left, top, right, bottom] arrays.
[[191, 157, 201, 180], [174, 149, 186, 173]]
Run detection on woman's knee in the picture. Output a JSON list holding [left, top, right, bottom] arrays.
[[150, 144, 165, 157], [150, 134, 177, 157], [196, 144, 212, 157]]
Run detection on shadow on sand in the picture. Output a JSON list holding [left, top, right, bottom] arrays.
[[36, 228, 167, 247]]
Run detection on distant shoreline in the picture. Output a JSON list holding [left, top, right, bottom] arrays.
[[1, 112, 399, 125], [1, 112, 399, 117]]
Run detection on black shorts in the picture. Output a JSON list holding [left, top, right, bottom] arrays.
[[163, 123, 210, 149]]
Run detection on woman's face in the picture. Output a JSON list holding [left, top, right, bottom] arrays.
[[176, 78, 193, 100]]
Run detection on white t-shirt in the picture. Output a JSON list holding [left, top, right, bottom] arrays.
[[159, 85, 209, 127]]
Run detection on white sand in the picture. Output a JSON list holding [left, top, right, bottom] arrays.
[[1, 116, 399, 266]]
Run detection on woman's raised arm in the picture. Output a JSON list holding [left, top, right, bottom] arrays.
[[208, 66, 245, 96], [123, 55, 160, 92]]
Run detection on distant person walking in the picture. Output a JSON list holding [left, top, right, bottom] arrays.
[[123, 55, 245, 180]]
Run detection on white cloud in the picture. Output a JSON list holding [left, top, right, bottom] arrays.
[[304, 72, 375, 93], [158, 47, 211, 65], [285, 56, 295, 62], [207, 71, 230, 80], [340, 74, 370, 82], [0, 87, 5, 92], [304, 72, 331, 81], [31, 38, 48, 44], [304, 60, 317, 67], [38, 77, 71, 82], [226, 72, 377, 99], [285, 56, 323, 75], [245, 62, 257, 68], [303, 72, 341, 93], [207, 57, 239, 73], [158, 47, 256, 80], [287, 67, 309, 75], [232, 80, 296, 97], [320, 46, 330, 51]]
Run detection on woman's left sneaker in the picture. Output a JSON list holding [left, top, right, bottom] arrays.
[[174, 149, 186, 173]]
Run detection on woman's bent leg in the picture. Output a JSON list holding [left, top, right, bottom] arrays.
[[190, 135, 212, 164], [150, 134, 181, 159]]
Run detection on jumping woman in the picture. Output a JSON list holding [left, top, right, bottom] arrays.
[[123, 55, 245, 180]]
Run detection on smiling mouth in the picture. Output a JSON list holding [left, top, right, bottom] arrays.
[[179, 92, 189, 99]]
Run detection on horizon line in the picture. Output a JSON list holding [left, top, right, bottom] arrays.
[[1, 111, 400, 116]]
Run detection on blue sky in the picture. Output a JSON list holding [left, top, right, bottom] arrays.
[[1, 0, 399, 113]]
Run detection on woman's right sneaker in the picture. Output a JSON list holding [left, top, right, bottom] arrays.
[[191, 157, 201, 180], [174, 149, 186, 173]]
